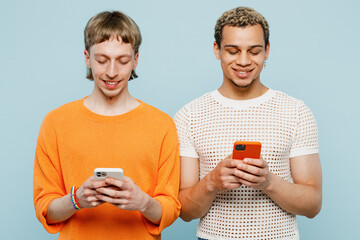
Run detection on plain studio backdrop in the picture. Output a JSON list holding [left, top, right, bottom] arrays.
[[1, 0, 359, 239]]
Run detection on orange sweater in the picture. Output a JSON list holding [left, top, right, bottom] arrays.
[[33, 98, 181, 240]]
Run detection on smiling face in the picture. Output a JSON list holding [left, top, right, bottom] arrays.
[[84, 37, 138, 99], [214, 25, 269, 89]]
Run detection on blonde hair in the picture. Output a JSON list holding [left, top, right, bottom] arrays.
[[84, 11, 142, 80], [214, 7, 269, 49]]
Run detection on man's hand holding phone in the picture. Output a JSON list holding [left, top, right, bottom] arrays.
[[92, 168, 162, 224], [232, 141, 272, 190], [94, 176, 151, 212], [207, 155, 244, 192], [73, 176, 106, 209], [92, 168, 151, 212]]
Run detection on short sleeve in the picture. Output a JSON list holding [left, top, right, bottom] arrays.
[[33, 115, 66, 233], [142, 121, 181, 235], [289, 102, 319, 158], [174, 106, 199, 158]]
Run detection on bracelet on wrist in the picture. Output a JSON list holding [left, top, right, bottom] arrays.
[[70, 186, 81, 210]]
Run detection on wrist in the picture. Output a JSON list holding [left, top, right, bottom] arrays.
[[263, 172, 275, 193], [139, 193, 152, 213], [204, 171, 217, 194], [70, 186, 82, 210]]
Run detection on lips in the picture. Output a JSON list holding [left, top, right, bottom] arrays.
[[103, 80, 121, 89], [233, 68, 253, 78]]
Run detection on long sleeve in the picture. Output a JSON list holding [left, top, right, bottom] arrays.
[[142, 122, 181, 235], [33, 114, 66, 233]]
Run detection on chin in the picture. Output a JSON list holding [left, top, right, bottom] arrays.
[[231, 79, 254, 88], [101, 89, 122, 98]]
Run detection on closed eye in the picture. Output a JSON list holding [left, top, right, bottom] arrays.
[[226, 49, 239, 55], [250, 51, 261, 56], [96, 58, 107, 64]]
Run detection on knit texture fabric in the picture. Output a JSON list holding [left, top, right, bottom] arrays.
[[33, 98, 180, 240], [174, 89, 318, 240]]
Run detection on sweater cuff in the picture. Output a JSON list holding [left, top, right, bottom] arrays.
[[141, 196, 180, 235], [35, 194, 64, 234]]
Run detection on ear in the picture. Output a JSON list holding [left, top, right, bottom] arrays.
[[84, 49, 91, 68], [132, 52, 139, 70], [213, 41, 220, 60], [265, 42, 270, 60]]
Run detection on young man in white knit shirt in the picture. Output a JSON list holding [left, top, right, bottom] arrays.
[[174, 7, 322, 240]]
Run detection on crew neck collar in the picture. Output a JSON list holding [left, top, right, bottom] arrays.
[[77, 97, 145, 122], [211, 88, 275, 109]]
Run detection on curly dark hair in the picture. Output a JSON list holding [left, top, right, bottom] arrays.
[[214, 7, 269, 49]]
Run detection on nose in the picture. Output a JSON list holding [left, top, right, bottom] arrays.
[[235, 52, 251, 66], [106, 61, 118, 79]]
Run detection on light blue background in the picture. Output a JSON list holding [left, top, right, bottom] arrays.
[[1, 0, 359, 239]]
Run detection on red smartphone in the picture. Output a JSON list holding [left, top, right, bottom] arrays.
[[232, 141, 261, 160]]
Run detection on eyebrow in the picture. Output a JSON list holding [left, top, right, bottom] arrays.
[[94, 53, 132, 58], [224, 44, 264, 49]]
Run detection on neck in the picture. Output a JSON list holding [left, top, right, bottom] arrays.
[[84, 87, 140, 116], [218, 79, 268, 100]]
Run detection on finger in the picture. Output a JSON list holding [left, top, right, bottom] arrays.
[[104, 185, 122, 191], [223, 158, 243, 168], [87, 197, 106, 206], [217, 165, 241, 179], [243, 158, 268, 168], [82, 188, 102, 197], [107, 176, 134, 190], [79, 194, 105, 208], [222, 174, 243, 183], [91, 179, 108, 189], [236, 163, 264, 176], [236, 177, 256, 188], [86, 195, 103, 202], [96, 187, 130, 199], [218, 174, 243, 188], [84, 175, 107, 189], [104, 177, 126, 189], [234, 169, 263, 183], [224, 182, 242, 190], [95, 194, 130, 205]]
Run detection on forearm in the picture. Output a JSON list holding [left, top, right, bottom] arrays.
[[264, 173, 322, 218], [46, 194, 77, 224], [179, 174, 217, 222], [140, 195, 162, 224]]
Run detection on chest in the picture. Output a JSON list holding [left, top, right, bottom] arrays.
[[56, 119, 162, 191], [188, 106, 298, 179]]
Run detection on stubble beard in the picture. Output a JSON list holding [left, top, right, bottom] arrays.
[[230, 78, 255, 88]]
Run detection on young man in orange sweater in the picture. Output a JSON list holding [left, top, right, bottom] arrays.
[[33, 11, 180, 240]]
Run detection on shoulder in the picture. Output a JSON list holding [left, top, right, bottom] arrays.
[[141, 101, 173, 121], [271, 90, 305, 106], [271, 90, 316, 120], [270, 90, 313, 111], [139, 101, 177, 131], [139, 101, 179, 143], [42, 99, 83, 126], [37, 99, 83, 140], [174, 91, 215, 118]]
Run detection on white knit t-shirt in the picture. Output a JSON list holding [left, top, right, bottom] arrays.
[[174, 89, 319, 240]]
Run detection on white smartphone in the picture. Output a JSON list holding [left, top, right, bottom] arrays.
[[94, 168, 123, 180]]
